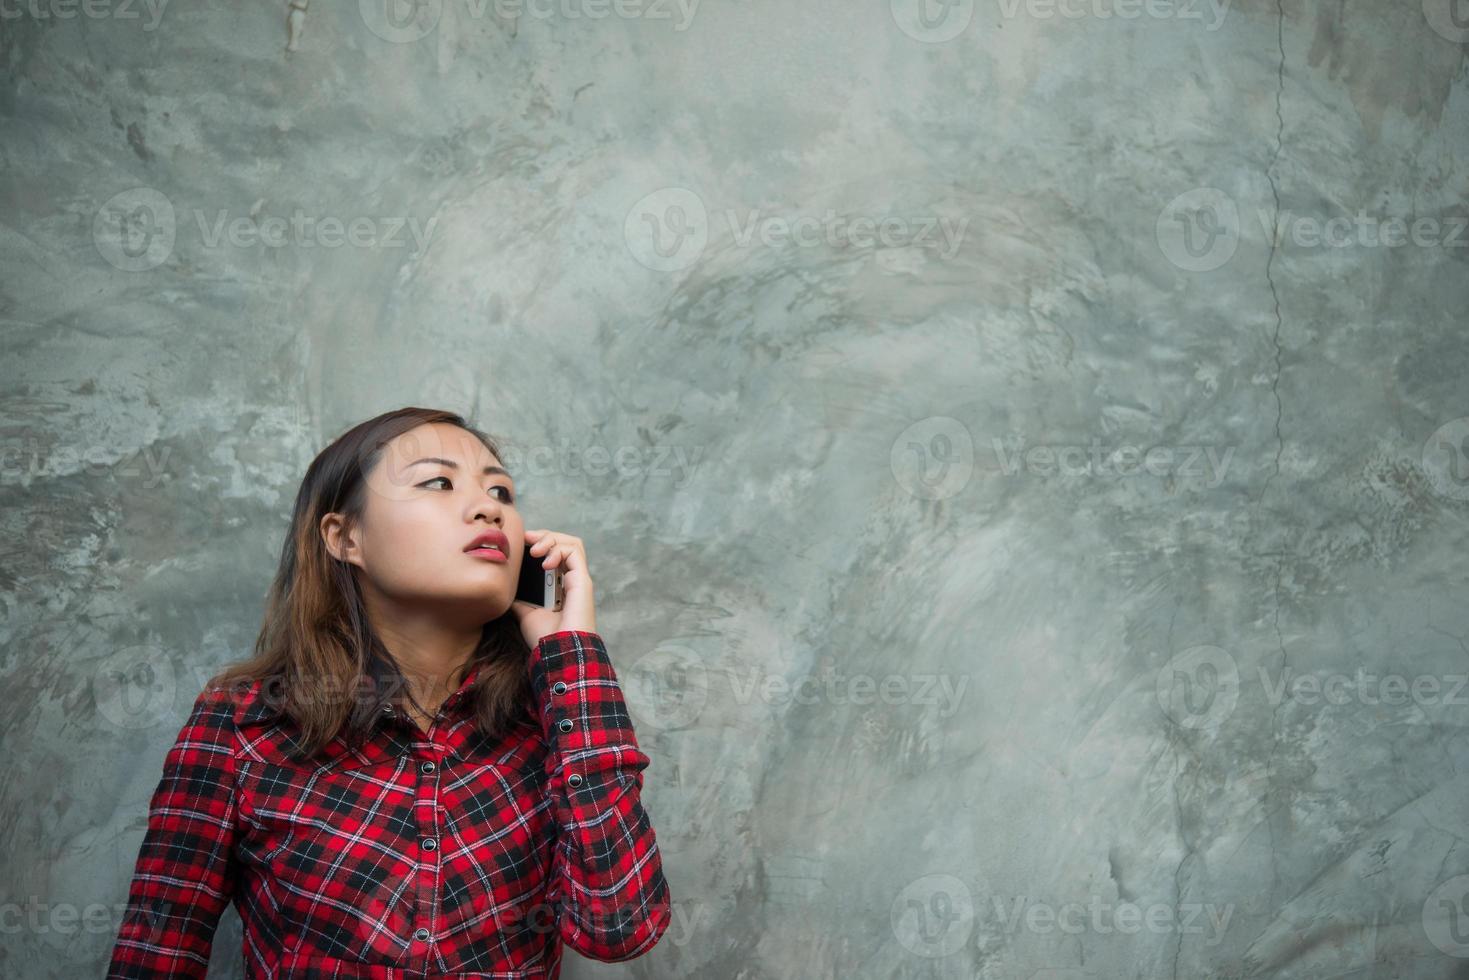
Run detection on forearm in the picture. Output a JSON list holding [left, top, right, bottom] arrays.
[[106, 689, 240, 978], [528, 629, 672, 961]]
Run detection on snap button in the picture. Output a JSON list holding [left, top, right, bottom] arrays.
[[381, 703, 394, 714], [421, 837, 437, 851], [557, 718, 574, 733], [567, 773, 583, 788], [552, 681, 568, 695], [420, 760, 435, 775], [414, 927, 431, 942]]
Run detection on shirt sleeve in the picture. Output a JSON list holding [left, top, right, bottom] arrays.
[[106, 685, 241, 979], [528, 629, 673, 962]]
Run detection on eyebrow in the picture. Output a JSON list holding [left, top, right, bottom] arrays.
[[407, 457, 513, 479]]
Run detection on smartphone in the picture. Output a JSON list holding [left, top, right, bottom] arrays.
[[515, 540, 565, 611]]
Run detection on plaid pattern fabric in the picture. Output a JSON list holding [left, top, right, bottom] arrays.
[[106, 629, 671, 979]]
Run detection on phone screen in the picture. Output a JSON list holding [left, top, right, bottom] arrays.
[[515, 540, 564, 609]]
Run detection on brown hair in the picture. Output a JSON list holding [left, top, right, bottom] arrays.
[[208, 406, 535, 760]]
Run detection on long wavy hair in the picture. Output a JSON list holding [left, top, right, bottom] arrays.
[[208, 406, 536, 760]]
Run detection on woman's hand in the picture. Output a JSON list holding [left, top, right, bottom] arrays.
[[508, 528, 596, 650]]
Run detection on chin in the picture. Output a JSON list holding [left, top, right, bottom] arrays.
[[411, 581, 510, 613]]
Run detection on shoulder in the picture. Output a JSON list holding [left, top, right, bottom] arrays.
[[197, 676, 378, 770], [158, 683, 247, 778], [199, 675, 280, 729]]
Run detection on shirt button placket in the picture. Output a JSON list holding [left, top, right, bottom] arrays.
[[410, 727, 445, 958]]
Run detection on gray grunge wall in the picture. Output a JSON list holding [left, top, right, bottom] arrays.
[[2, 0, 1468, 977]]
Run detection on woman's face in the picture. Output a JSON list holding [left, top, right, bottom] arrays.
[[327, 422, 523, 625]]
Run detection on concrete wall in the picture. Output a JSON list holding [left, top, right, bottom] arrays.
[[2, 1, 1467, 976]]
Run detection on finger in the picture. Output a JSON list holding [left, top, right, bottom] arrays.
[[557, 543, 587, 575]]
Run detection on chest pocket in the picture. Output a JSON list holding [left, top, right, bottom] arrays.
[[237, 727, 422, 964], [236, 723, 413, 844]]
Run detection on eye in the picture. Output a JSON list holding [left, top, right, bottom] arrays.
[[417, 476, 514, 502]]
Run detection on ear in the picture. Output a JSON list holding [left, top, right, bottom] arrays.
[[320, 512, 361, 566]]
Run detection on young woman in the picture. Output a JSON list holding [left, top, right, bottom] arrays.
[[106, 407, 672, 979]]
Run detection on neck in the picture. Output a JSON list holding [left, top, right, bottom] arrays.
[[362, 591, 483, 709]]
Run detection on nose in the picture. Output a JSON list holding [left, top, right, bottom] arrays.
[[469, 496, 505, 525]]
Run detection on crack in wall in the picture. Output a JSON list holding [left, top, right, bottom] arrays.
[[1259, 0, 1292, 927]]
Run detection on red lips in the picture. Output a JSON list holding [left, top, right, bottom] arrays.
[[463, 529, 509, 555]]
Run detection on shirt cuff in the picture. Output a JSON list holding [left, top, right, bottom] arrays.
[[527, 630, 644, 784]]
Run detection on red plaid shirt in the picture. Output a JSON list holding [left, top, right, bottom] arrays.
[[107, 629, 671, 979]]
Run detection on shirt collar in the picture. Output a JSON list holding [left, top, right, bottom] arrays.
[[441, 660, 483, 712], [378, 659, 483, 723], [231, 683, 281, 728], [232, 658, 485, 729]]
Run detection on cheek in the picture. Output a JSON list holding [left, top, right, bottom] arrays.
[[362, 516, 452, 590]]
